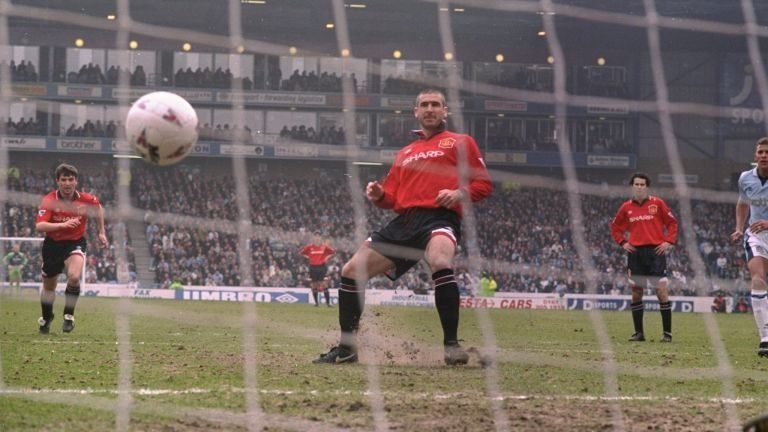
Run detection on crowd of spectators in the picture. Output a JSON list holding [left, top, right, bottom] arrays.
[[2, 162, 751, 296], [4, 115, 634, 155], [278, 124, 346, 145], [0, 53, 633, 102], [474, 186, 747, 297], [209, 62, 632, 98], [0, 60, 39, 82], [198, 123, 254, 143], [63, 120, 123, 138], [53, 64, 147, 85], [173, 67, 252, 89], [279, 70, 357, 93], [105, 65, 146, 86], [2, 166, 136, 285], [129, 165, 749, 297], [5, 117, 46, 136]]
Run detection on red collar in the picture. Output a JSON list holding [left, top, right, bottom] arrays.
[[56, 190, 80, 201], [412, 123, 447, 140]]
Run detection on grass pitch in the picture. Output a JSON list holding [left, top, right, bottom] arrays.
[[1, 293, 768, 431]]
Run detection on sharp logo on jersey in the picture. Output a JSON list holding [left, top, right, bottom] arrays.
[[401, 150, 445, 167], [438, 138, 456, 149], [648, 205, 658, 215], [52, 215, 80, 222], [629, 215, 654, 223]]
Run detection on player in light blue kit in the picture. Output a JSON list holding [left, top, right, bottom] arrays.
[[732, 137, 768, 357]]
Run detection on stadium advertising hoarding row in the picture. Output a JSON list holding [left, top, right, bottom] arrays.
[[21, 284, 716, 313], [14, 137, 219, 156], [485, 151, 635, 168], [2, 136, 46, 149], [10, 137, 632, 168], [13, 83, 633, 117], [9, 137, 633, 168]]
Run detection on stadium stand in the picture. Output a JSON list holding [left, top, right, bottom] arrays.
[[127, 163, 746, 296]]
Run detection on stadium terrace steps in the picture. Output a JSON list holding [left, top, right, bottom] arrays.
[[126, 219, 156, 288]]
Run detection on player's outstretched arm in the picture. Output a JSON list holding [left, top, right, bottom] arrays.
[[732, 198, 749, 243], [96, 205, 108, 248]]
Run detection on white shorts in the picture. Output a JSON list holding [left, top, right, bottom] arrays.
[[745, 228, 768, 260]]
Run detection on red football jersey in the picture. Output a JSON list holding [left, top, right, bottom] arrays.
[[610, 196, 678, 247], [36, 190, 102, 241], [374, 130, 492, 217], [301, 244, 335, 266]]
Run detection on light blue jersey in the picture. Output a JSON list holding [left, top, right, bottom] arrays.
[[739, 168, 768, 225]]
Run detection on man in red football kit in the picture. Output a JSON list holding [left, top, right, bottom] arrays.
[[35, 163, 108, 334], [314, 89, 492, 365], [611, 172, 678, 343], [301, 233, 336, 307]]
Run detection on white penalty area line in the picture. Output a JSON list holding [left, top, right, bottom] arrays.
[[0, 388, 212, 396], [27, 340, 299, 349], [0, 387, 757, 404], [29, 339, 185, 346]]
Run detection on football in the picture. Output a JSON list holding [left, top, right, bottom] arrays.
[[125, 91, 199, 166]]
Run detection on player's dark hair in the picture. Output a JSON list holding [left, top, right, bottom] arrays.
[[415, 89, 446, 107], [757, 137, 768, 147], [628, 172, 651, 187], [55, 163, 78, 180]]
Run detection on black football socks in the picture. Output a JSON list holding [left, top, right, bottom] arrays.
[[631, 301, 644, 334], [433, 269, 460, 345], [63, 284, 81, 316], [338, 277, 362, 348]]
